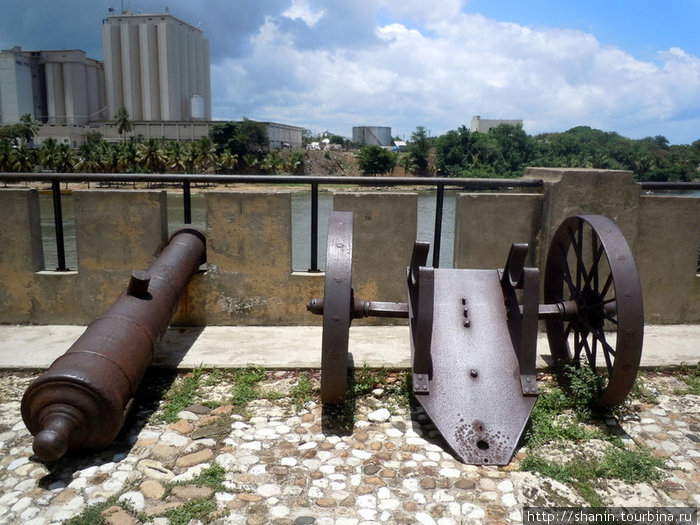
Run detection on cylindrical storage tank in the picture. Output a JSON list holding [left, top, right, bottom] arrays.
[[352, 126, 392, 147], [190, 94, 205, 120]]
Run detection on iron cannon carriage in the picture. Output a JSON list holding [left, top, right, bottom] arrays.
[[308, 211, 644, 465]]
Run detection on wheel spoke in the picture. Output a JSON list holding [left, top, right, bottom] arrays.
[[603, 313, 618, 325], [569, 223, 589, 292], [573, 329, 582, 361], [586, 237, 604, 292], [593, 329, 616, 376], [559, 244, 577, 298], [564, 321, 573, 340], [579, 332, 596, 372], [600, 273, 613, 300], [591, 336, 598, 370]]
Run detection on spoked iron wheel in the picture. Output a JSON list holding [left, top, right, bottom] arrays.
[[544, 215, 644, 406], [319, 211, 354, 405]]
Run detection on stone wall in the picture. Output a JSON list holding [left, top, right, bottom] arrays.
[[0, 168, 698, 325]]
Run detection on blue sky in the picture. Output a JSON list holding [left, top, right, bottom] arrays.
[[1, 0, 698, 144], [464, 0, 699, 61]]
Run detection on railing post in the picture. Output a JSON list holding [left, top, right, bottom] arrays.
[[183, 179, 192, 224], [309, 182, 320, 272], [52, 179, 68, 271], [432, 184, 445, 268]]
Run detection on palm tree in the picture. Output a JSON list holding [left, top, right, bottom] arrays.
[[192, 136, 217, 173], [10, 146, 36, 172], [115, 107, 132, 142], [398, 153, 417, 175], [166, 141, 187, 173], [54, 144, 75, 173], [74, 143, 104, 173], [102, 143, 121, 173], [0, 140, 12, 172], [137, 138, 167, 172], [117, 141, 138, 172], [217, 150, 238, 173], [39, 138, 59, 171], [242, 153, 260, 174], [183, 143, 199, 173], [18, 114, 39, 147], [260, 151, 284, 174]]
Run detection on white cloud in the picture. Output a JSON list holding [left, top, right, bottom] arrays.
[[377, 0, 464, 24], [283, 0, 326, 28], [212, 6, 700, 143]]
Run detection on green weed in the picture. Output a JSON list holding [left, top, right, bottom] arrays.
[[188, 462, 226, 490], [521, 446, 665, 506], [351, 365, 387, 398], [230, 365, 267, 409], [523, 384, 602, 448], [289, 373, 318, 409], [61, 495, 144, 525], [565, 363, 605, 415], [152, 366, 207, 424], [161, 498, 218, 525], [521, 368, 668, 506], [674, 362, 700, 395]]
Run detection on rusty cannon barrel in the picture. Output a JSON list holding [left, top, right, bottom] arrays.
[[21, 227, 206, 461]]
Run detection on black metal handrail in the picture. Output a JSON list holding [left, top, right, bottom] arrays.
[[3, 172, 697, 272]]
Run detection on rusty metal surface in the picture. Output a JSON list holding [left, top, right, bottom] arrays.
[[413, 268, 537, 465], [21, 228, 206, 461], [407, 242, 433, 395], [319, 211, 354, 405], [500, 243, 539, 395], [544, 215, 644, 406]]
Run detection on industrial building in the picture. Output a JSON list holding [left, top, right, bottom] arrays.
[[352, 126, 392, 147], [1, 11, 306, 151], [0, 47, 105, 126], [470, 115, 523, 133], [102, 10, 211, 122], [264, 122, 304, 149]]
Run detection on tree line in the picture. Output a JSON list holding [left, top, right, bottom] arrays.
[[1, 112, 698, 182], [358, 125, 699, 181], [0, 115, 305, 175]]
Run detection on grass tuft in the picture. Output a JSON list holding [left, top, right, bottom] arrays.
[[674, 362, 700, 395], [153, 366, 207, 424]]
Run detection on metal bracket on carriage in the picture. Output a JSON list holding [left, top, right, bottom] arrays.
[[407, 241, 433, 395], [499, 243, 540, 397]]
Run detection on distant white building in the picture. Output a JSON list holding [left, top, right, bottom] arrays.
[[471, 115, 523, 133]]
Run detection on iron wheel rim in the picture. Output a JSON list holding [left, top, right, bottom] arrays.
[[320, 211, 354, 405], [544, 215, 644, 406]]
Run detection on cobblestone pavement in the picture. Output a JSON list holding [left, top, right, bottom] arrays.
[[0, 369, 698, 525]]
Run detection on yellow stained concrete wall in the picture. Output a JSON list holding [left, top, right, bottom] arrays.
[[636, 195, 700, 323], [0, 189, 44, 323], [454, 192, 543, 269], [0, 172, 698, 326]]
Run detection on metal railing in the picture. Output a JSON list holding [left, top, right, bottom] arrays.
[[2, 173, 698, 273]]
